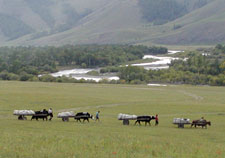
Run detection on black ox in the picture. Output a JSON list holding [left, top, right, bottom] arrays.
[[74, 112, 93, 122], [135, 116, 156, 126], [31, 109, 49, 121]]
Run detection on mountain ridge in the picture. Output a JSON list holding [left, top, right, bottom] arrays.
[[0, 0, 224, 46]]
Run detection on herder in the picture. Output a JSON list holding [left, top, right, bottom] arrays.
[[48, 108, 53, 121], [96, 111, 100, 121], [155, 114, 159, 126]]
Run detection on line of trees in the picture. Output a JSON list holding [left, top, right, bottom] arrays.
[[0, 44, 224, 86], [0, 45, 167, 81]]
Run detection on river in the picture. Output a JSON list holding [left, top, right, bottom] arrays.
[[50, 50, 183, 82], [51, 68, 119, 82]]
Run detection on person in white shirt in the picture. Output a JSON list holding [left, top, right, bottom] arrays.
[[48, 108, 53, 121]]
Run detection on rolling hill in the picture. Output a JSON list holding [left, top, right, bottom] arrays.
[[0, 0, 225, 46]]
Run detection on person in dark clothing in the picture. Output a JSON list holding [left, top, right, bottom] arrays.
[[155, 114, 159, 126]]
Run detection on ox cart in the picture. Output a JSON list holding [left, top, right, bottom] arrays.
[[173, 118, 191, 128], [13, 113, 49, 120], [13, 110, 49, 121], [58, 112, 93, 122], [118, 113, 156, 126]]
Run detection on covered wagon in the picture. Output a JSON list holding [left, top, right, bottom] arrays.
[[118, 113, 137, 125], [13, 110, 35, 120], [173, 118, 191, 128], [14, 109, 50, 121], [57, 111, 75, 122]]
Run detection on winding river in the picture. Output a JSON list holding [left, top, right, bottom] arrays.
[[50, 50, 183, 82]]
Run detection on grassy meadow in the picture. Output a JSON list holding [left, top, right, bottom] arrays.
[[0, 81, 224, 158]]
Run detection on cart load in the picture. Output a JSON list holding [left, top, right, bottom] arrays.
[[173, 118, 190, 124], [58, 111, 75, 118], [13, 110, 35, 115], [13, 110, 35, 120], [118, 113, 137, 120], [173, 118, 191, 128], [58, 111, 75, 121], [118, 113, 137, 125]]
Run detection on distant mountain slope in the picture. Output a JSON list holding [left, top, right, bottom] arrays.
[[152, 0, 225, 45], [4, 0, 144, 46], [0, 0, 225, 46], [138, 0, 212, 25], [0, 0, 108, 41]]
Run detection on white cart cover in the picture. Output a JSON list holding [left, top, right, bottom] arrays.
[[173, 118, 190, 124], [13, 110, 35, 115], [118, 113, 137, 120], [58, 111, 75, 118]]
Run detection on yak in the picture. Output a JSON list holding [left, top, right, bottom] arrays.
[[74, 112, 93, 122], [31, 109, 49, 121], [135, 116, 156, 126], [191, 120, 211, 128]]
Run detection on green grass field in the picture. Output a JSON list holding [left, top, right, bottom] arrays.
[[0, 81, 224, 158]]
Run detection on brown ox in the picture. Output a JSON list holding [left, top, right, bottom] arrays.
[[191, 120, 211, 128]]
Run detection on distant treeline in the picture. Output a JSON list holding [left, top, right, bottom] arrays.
[[0, 44, 224, 86], [0, 45, 167, 81]]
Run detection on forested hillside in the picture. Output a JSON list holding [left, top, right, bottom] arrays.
[[138, 0, 212, 25]]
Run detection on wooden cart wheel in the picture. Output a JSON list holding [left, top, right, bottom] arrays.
[[178, 123, 184, 128], [62, 117, 69, 122], [123, 120, 129, 125], [18, 115, 27, 120]]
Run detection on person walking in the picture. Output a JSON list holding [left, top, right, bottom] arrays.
[[155, 114, 159, 126], [48, 108, 53, 121], [96, 111, 100, 121]]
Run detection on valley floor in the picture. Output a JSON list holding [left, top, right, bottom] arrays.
[[0, 81, 224, 158]]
